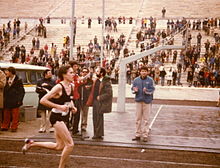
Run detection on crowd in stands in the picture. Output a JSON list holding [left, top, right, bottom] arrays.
[[1, 16, 220, 87], [123, 17, 220, 87], [0, 19, 23, 51]]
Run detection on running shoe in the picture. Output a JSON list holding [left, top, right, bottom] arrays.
[[22, 138, 33, 155]]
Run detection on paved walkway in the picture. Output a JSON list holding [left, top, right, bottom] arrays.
[[0, 103, 219, 153]]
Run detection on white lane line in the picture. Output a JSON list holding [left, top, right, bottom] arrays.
[[0, 150, 219, 168], [151, 134, 220, 141], [0, 166, 30, 168], [164, 104, 220, 110], [149, 105, 163, 130]]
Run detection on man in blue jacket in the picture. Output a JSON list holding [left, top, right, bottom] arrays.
[[131, 66, 155, 142]]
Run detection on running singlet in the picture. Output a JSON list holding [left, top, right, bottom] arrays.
[[51, 83, 74, 116], [49, 83, 74, 126]]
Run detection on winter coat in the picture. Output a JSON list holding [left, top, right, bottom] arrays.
[[0, 70, 6, 108], [4, 75, 25, 108], [87, 76, 113, 113]]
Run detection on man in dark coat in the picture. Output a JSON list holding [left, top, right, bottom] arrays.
[[36, 69, 56, 133], [1, 67, 25, 132], [87, 67, 113, 140]]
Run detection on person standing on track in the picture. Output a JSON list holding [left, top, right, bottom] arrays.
[[78, 67, 93, 139], [69, 60, 81, 136], [131, 66, 155, 142], [87, 67, 113, 140], [1, 67, 25, 132], [22, 65, 77, 168], [36, 69, 56, 133]]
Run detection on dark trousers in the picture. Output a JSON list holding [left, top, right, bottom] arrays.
[[93, 100, 104, 137], [72, 100, 81, 134], [0, 108, 3, 127]]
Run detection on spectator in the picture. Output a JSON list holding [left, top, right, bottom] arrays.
[[172, 50, 178, 63], [193, 67, 200, 87], [172, 69, 177, 85], [81, 16, 85, 24], [88, 18, 92, 28], [36, 38, 40, 50], [167, 67, 173, 86], [131, 66, 138, 83], [187, 66, 193, 87], [13, 27, 16, 39], [131, 66, 155, 142], [39, 17, 43, 25], [78, 68, 93, 139], [122, 16, 126, 24], [1, 67, 25, 132], [204, 39, 210, 53], [159, 67, 166, 86], [20, 45, 26, 64], [97, 16, 101, 24], [123, 47, 129, 57], [36, 69, 56, 133], [46, 16, 50, 24], [177, 67, 182, 86], [162, 7, 166, 18], [154, 67, 160, 85], [0, 68, 6, 127], [113, 20, 117, 32], [69, 61, 81, 135], [197, 32, 202, 45], [126, 66, 131, 85], [43, 26, 47, 38], [24, 22, 28, 33], [87, 67, 113, 140], [44, 44, 48, 52], [129, 17, 133, 24], [32, 37, 36, 49]]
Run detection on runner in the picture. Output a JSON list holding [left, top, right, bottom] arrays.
[[217, 90, 220, 107], [22, 65, 77, 168]]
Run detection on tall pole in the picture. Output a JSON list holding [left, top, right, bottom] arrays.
[[117, 62, 127, 112], [101, 0, 105, 67], [70, 0, 75, 60]]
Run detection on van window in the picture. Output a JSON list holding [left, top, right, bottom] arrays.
[[17, 71, 28, 84], [30, 71, 38, 84], [36, 71, 43, 81]]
